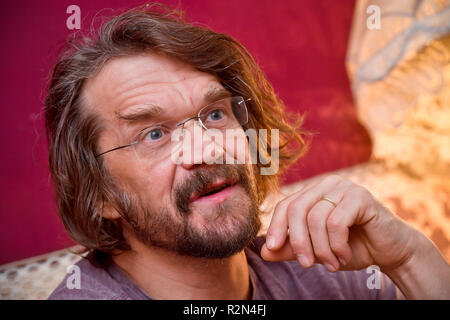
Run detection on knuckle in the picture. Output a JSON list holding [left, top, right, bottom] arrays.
[[306, 212, 315, 226], [287, 200, 304, 218], [323, 174, 343, 185], [326, 217, 342, 233], [350, 185, 369, 198], [344, 187, 364, 204], [290, 238, 309, 254], [337, 179, 353, 189], [306, 210, 322, 227], [348, 186, 374, 208], [286, 205, 297, 220], [329, 239, 345, 252], [273, 202, 282, 213], [273, 198, 288, 214]]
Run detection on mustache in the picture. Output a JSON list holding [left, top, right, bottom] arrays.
[[174, 164, 252, 215]]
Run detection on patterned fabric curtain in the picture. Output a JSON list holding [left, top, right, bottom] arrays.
[[346, 0, 450, 178]]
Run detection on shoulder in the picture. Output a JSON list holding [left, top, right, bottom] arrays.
[[47, 257, 129, 300], [245, 236, 401, 299]]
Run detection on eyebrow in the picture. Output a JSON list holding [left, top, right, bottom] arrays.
[[203, 87, 231, 104], [117, 104, 163, 122], [117, 86, 231, 123]]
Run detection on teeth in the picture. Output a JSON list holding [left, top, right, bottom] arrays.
[[201, 184, 228, 196]]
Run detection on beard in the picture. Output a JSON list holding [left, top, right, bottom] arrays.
[[111, 164, 261, 259]]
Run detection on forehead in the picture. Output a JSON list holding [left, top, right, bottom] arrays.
[[82, 52, 223, 120]]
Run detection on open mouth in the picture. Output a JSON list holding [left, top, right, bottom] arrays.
[[190, 179, 237, 203]]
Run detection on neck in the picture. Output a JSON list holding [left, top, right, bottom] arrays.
[[111, 234, 252, 300]]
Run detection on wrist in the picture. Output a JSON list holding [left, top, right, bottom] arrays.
[[383, 230, 450, 299], [382, 230, 428, 280]]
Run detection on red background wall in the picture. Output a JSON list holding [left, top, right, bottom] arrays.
[[0, 0, 371, 264]]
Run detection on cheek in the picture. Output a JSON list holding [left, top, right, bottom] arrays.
[[221, 129, 251, 164], [105, 154, 175, 204], [132, 160, 175, 204]]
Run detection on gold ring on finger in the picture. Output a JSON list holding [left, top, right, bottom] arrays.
[[319, 196, 338, 208]]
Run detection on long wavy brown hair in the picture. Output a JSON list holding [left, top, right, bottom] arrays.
[[45, 3, 310, 255]]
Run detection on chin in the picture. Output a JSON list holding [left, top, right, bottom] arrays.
[[180, 199, 261, 259]]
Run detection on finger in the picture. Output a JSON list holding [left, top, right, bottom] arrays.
[[327, 186, 373, 267], [284, 175, 344, 268], [307, 200, 340, 272], [265, 176, 325, 250], [287, 199, 315, 268], [265, 196, 291, 250], [314, 182, 352, 266]]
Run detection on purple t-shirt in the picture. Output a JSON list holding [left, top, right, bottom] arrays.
[[48, 236, 401, 300]]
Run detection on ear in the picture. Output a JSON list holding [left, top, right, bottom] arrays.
[[100, 200, 122, 220]]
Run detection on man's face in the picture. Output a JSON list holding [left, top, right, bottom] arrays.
[[83, 52, 261, 258]]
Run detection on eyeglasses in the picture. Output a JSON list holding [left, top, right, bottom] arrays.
[[95, 96, 251, 160]]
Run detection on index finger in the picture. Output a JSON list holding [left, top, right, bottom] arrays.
[[265, 177, 323, 251]]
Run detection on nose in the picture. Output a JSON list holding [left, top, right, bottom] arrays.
[[177, 120, 225, 170]]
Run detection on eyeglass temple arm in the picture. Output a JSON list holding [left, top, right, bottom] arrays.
[[240, 97, 252, 127], [94, 142, 138, 158]]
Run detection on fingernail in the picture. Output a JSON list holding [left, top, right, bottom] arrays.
[[339, 257, 346, 266], [296, 254, 311, 268], [266, 236, 276, 249], [324, 263, 336, 272]]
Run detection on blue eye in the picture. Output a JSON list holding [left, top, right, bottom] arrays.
[[207, 109, 224, 121], [145, 128, 164, 141]]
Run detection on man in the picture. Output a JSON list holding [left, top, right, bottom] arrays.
[[46, 5, 450, 299]]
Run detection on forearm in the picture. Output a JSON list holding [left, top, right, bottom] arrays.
[[384, 231, 450, 300]]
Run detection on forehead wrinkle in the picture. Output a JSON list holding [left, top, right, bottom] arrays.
[[116, 78, 222, 120], [113, 79, 163, 112], [113, 71, 198, 112]]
